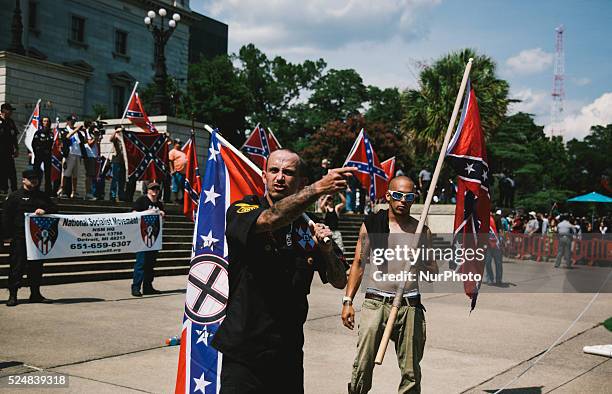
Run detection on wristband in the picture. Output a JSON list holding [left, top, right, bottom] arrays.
[[342, 296, 353, 306]]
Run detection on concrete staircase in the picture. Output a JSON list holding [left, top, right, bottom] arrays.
[[0, 198, 366, 287]]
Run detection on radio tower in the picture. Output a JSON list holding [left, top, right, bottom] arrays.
[[550, 25, 565, 137]]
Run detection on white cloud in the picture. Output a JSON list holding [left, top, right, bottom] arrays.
[[548, 92, 612, 140], [505, 48, 553, 75], [508, 88, 549, 116], [195, 0, 441, 51]]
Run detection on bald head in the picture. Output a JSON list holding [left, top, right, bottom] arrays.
[[264, 149, 307, 201], [389, 176, 415, 192]]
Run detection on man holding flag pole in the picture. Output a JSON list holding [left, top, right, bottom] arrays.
[[175, 125, 354, 393], [341, 58, 483, 393]]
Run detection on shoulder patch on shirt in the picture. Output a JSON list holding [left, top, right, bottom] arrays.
[[235, 203, 259, 214]]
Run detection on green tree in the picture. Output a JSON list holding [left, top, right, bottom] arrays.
[[182, 56, 252, 146], [488, 112, 572, 210], [365, 86, 403, 134], [236, 44, 326, 146], [300, 115, 404, 178], [566, 124, 612, 194], [304, 69, 368, 133], [401, 48, 510, 155]]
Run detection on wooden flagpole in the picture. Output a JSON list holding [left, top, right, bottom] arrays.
[[374, 58, 474, 365]]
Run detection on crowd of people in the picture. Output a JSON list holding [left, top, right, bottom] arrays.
[[0, 103, 187, 205]]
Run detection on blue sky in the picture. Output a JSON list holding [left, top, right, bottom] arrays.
[[192, 0, 612, 140]]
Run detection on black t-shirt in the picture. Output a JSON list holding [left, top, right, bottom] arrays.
[[211, 195, 343, 364], [132, 195, 165, 212], [2, 188, 58, 239], [0, 116, 18, 156]]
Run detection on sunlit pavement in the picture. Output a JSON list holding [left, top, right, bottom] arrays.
[[1, 260, 610, 393]]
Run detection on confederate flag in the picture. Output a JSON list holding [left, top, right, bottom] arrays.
[[446, 79, 491, 311], [344, 129, 389, 201], [241, 124, 281, 170], [121, 130, 169, 182], [126, 92, 158, 133], [182, 136, 201, 221]]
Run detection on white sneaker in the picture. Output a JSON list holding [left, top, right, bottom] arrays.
[[85, 193, 95, 200]]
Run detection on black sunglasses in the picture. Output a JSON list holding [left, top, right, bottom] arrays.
[[389, 190, 416, 203]]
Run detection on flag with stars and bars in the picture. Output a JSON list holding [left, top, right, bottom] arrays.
[[182, 136, 201, 221], [446, 79, 491, 311], [240, 124, 281, 170], [174, 130, 264, 394], [126, 91, 158, 133], [343, 128, 389, 202], [120, 130, 170, 182]]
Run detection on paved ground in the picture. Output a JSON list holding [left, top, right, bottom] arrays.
[[0, 260, 611, 393]]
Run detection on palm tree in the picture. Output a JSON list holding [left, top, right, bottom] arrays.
[[401, 49, 510, 155]]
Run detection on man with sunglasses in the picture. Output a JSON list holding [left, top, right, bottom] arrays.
[[342, 176, 438, 394]]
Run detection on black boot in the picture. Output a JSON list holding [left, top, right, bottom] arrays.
[[7, 288, 17, 307], [29, 287, 52, 303]]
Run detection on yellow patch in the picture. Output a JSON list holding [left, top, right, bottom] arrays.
[[236, 203, 259, 214]]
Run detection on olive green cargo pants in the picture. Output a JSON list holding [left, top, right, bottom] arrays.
[[349, 298, 426, 394]]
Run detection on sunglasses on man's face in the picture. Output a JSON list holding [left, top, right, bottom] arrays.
[[388, 190, 416, 203]]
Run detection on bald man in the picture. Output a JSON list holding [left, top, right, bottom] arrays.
[[212, 149, 355, 393], [342, 176, 438, 394]]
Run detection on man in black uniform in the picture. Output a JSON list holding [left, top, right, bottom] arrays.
[[3, 169, 57, 307], [211, 149, 355, 393], [31, 116, 55, 196], [0, 103, 20, 193]]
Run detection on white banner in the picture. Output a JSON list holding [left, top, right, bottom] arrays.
[[25, 210, 163, 260]]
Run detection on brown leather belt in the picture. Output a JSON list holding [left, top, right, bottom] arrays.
[[365, 292, 422, 307]]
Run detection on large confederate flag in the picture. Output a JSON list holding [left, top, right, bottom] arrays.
[[446, 79, 491, 310], [121, 130, 170, 182]]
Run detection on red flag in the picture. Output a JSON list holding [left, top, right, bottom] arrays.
[[121, 131, 169, 182], [381, 157, 396, 180], [50, 118, 63, 183], [343, 129, 389, 201], [446, 80, 491, 310], [241, 124, 281, 170], [126, 92, 158, 133], [182, 137, 201, 221]]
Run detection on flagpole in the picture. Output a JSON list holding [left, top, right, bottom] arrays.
[[120, 81, 139, 125], [374, 58, 474, 365], [17, 98, 41, 144]]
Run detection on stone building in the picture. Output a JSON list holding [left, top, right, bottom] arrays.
[[0, 0, 227, 125], [0, 0, 225, 196]]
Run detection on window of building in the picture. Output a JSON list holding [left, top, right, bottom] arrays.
[[71, 15, 86, 43], [28, 1, 38, 30], [112, 86, 126, 118], [115, 30, 128, 55]]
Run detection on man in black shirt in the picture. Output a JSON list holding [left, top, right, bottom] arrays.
[[211, 149, 354, 393], [31, 116, 55, 196], [0, 103, 19, 193], [131, 181, 165, 296], [3, 169, 58, 306]]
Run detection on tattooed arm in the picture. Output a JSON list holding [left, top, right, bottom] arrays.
[[254, 167, 356, 234]]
